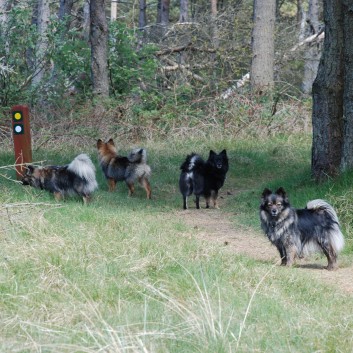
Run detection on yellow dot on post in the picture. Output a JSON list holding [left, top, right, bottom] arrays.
[[14, 112, 22, 120]]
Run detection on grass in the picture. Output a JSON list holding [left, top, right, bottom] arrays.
[[1, 134, 353, 352]]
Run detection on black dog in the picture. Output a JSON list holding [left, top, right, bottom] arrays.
[[179, 150, 229, 209], [260, 187, 345, 270]]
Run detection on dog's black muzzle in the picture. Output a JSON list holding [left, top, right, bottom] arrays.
[[270, 208, 279, 217]]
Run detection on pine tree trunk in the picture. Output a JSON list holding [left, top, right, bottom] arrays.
[[32, 0, 50, 86], [58, 0, 74, 24], [302, 0, 321, 94], [179, 0, 188, 22], [139, 0, 147, 28], [160, 0, 170, 26], [0, 0, 8, 24], [311, 0, 344, 179], [111, 0, 117, 21], [90, 0, 109, 97], [340, 2, 353, 170], [83, 0, 90, 41], [250, 0, 276, 93]]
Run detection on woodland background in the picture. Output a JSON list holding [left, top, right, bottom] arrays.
[[0, 0, 320, 147]]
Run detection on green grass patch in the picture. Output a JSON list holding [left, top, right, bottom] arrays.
[[1, 135, 353, 352]]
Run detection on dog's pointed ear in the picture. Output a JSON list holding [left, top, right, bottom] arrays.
[[209, 150, 215, 157], [108, 138, 115, 146], [97, 139, 103, 148], [261, 188, 272, 205], [262, 188, 272, 198], [275, 187, 286, 198], [275, 187, 289, 202]]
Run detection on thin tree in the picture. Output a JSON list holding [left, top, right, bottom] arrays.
[[0, 0, 8, 24], [311, 0, 353, 179], [160, 0, 170, 26], [32, 0, 50, 86], [302, 0, 322, 94], [250, 0, 276, 93], [83, 0, 90, 41], [58, 0, 74, 26], [111, 0, 117, 21], [90, 0, 109, 97], [139, 0, 147, 28], [179, 0, 188, 22]]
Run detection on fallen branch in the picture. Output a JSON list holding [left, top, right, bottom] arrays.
[[221, 73, 250, 99], [289, 29, 325, 53], [161, 57, 205, 82]]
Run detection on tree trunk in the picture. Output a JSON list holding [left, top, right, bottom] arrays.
[[210, 0, 219, 90], [297, 0, 307, 41], [211, 0, 219, 47], [302, 0, 322, 94], [90, 0, 109, 97], [83, 0, 90, 41], [111, 0, 117, 21], [157, 0, 161, 24], [179, 0, 188, 22], [139, 0, 147, 28], [311, 0, 344, 179], [250, 0, 276, 93], [340, 1, 353, 170], [58, 0, 74, 23], [160, 0, 170, 26], [32, 0, 50, 86], [0, 0, 8, 24]]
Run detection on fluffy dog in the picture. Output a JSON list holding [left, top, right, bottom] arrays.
[[260, 187, 345, 270], [179, 150, 229, 209], [96, 139, 152, 199], [22, 154, 98, 204]]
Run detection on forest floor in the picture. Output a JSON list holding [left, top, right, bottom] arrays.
[[178, 206, 353, 295]]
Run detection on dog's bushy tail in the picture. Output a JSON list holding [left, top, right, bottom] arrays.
[[307, 199, 345, 253], [68, 154, 98, 191], [180, 153, 204, 172]]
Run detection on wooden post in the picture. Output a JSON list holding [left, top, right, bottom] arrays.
[[11, 105, 32, 180]]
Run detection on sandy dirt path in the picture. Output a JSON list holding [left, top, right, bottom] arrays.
[[177, 208, 353, 294]]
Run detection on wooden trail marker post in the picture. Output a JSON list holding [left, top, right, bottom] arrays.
[[11, 105, 32, 180]]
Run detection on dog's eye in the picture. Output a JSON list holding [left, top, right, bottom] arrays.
[[276, 202, 282, 206], [267, 202, 273, 206]]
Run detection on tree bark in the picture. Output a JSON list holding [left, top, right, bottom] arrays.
[[302, 0, 322, 94], [139, 0, 147, 28], [111, 0, 117, 21], [0, 0, 8, 24], [250, 0, 276, 93], [83, 0, 90, 41], [340, 1, 353, 170], [179, 0, 188, 22], [311, 0, 344, 179], [58, 0, 74, 24], [32, 0, 50, 86], [160, 0, 170, 26], [90, 0, 109, 97]]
